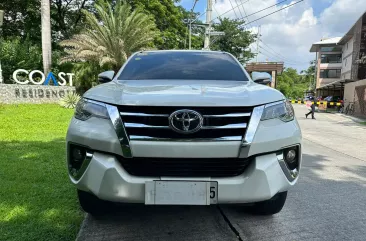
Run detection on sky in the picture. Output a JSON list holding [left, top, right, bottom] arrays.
[[179, 0, 366, 71]]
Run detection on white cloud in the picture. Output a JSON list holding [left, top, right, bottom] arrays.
[[209, 0, 366, 71]]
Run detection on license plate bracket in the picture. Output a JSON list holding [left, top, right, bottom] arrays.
[[145, 181, 218, 205]]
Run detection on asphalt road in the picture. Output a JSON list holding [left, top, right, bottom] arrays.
[[77, 105, 366, 241]]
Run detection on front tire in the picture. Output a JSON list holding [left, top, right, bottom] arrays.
[[77, 190, 107, 216], [251, 191, 287, 215]]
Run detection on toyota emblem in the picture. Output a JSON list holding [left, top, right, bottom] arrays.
[[169, 109, 203, 134]]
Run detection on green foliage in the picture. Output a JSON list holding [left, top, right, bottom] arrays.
[[276, 67, 312, 99], [0, 104, 83, 241], [126, 0, 189, 49], [60, 0, 159, 71], [0, 38, 42, 83], [0, 0, 41, 42], [51, 0, 94, 41], [300, 60, 316, 90], [72, 62, 103, 94], [211, 18, 256, 63], [59, 92, 81, 109]]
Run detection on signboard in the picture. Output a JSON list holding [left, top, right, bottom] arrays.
[[0, 84, 76, 104], [318, 101, 327, 111], [13, 69, 74, 86]]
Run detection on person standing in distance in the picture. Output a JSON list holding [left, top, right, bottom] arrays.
[[305, 97, 316, 119]]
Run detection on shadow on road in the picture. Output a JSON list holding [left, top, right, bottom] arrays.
[[76, 144, 366, 241]]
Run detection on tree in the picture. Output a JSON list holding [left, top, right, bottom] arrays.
[[125, 0, 190, 49], [210, 18, 256, 63], [60, 0, 159, 71], [276, 67, 310, 98], [301, 60, 316, 90], [51, 0, 93, 41], [0, 38, 42, 83], [41, 0, 52, 75]]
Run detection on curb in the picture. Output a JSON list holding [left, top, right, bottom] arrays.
[[335, 113, 366, 124], [75, 213, 88, 241]]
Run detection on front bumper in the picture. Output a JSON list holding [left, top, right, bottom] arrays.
[[67, 105, 302, 204], [72, 150, 299, 204]]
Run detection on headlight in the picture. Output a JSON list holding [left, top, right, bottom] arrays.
[[75, 98, 109, 121], [261, 101, 294, 122]]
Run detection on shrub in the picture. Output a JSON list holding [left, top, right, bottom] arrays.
[[59, 92, 81, 109]]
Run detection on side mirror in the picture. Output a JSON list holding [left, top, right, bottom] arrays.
[[98, 71, 115, 83], [252, 72, 272, 85]]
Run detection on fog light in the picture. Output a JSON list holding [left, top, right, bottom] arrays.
[[72, 148, 85, 161], [285, 149, 296, 163]]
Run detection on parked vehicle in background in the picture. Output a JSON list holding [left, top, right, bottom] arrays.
[[66, 50, 302, 216]]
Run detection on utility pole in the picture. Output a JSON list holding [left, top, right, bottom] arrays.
[[203, 0, 213, 49], [0, 10, 4, 84], [256, 25, 261, 62], [189, 0, 199, 50], [189, 21, 192, 49]]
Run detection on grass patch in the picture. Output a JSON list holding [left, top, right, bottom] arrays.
[[360, 122, 366, 125], [0, 105, 83, 241]]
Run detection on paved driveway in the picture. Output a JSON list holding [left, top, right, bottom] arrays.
[[77, 105, 366, 241]]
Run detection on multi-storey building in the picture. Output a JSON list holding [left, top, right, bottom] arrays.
[[309, 11, 366, 117]]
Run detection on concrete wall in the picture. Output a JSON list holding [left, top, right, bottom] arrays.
[[344, 78, 366, 115], [0, 84, 76, 104], [342, 37, 354, 79]]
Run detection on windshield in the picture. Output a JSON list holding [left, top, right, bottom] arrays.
[[117, 51, 249, 81]]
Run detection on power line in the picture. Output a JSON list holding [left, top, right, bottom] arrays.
[[259, 51, 303, 67], [191, 0, 198, 12], [234, 0, 245, 20], [259, 46, 304, 66], [241, 0, 304, 26], [237, 0, 288, 22], [213, 5, 221, 19], [238, 1, 253, 28], [211, 0, 251, 22], [228, 0, 239, 18], [259, 40, 309, 64]]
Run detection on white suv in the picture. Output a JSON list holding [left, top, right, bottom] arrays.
[[66, 50, 302, 216]]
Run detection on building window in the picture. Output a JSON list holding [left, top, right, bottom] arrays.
[[320, 46, 343, 52], [320, 54, 342, 63], [320, 69, 341, 78], [345, 59, 347, 67]]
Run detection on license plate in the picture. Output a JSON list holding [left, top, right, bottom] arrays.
[[145, 181, 218, 205]]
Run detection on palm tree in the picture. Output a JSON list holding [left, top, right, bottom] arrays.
[[60, 0, 159, 71], [41, 0, 52, 75]]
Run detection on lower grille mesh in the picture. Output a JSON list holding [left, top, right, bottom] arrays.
[[118, 157, 252, 177]]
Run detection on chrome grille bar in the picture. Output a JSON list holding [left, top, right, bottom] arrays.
[[203, 113, 251, 117], [119, 106, 253, 141], [129, 135, 243, 141], [120, 112, 169, 117], [201, 123, 247, 129], [124, 123, 170, 128]]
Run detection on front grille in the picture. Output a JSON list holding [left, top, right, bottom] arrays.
[[118, 106, 252, 141], [118, 157, 252, 177]]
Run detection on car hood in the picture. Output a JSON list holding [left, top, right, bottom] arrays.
[[83, 80, 284, 106]]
